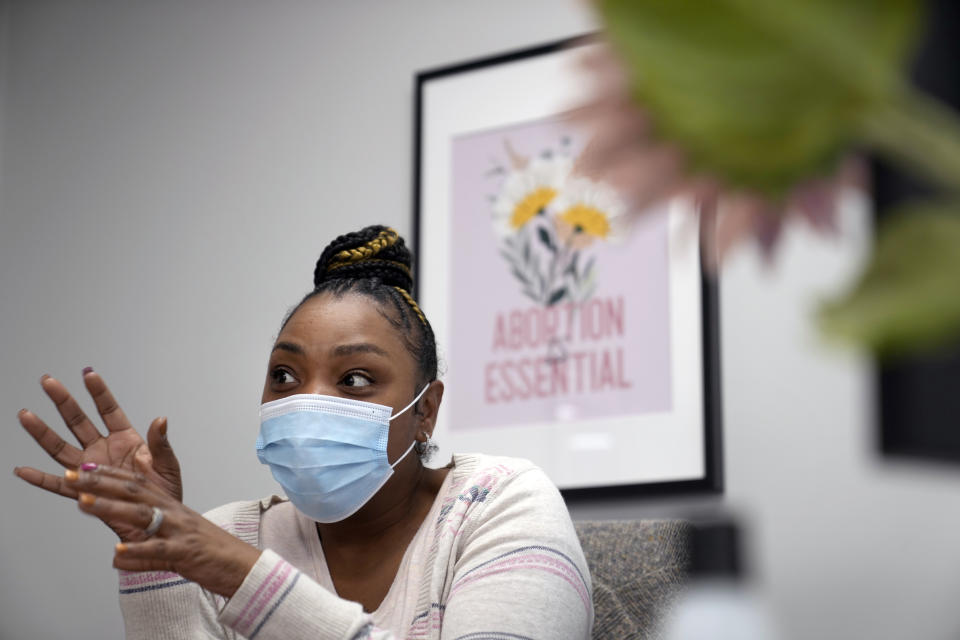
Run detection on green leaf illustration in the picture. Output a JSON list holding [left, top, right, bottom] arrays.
[[547, 288, 569, 307], [565, 252, 580, 281], [582, 256, 596, 282], [538, 227, 557, 253], [511, 268, 529, 285], [535, 257, 546, 298]]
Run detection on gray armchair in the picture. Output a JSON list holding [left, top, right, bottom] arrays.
[[575, 520, 690, 639]]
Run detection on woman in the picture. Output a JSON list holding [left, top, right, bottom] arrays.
[[14, 226, 593, 639]]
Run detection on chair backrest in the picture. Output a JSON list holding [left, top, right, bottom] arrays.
[[575, 520, 690, 640]]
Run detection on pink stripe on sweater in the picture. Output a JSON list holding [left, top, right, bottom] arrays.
[[235, 560, 287, 629], [408, 621, 443, 638], [118, 571, 181, 588], [238, 562, 294, 633], [407, 610, 444, 634], [459, 562, 590, 610], [450, 553, 591, 611]]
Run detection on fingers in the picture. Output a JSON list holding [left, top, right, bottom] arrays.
[[17, 408, 83, 468], [39, 375, 103, 447], [75, 463, 152, 485], [146, 418, 183, 501], [13, 465, 80, 499], [77, 490, 162, 533], [66, 465, 168, 507], [113, 538, 187, 574], [115, 538, 177, 560], [82, 370, 135, 434], [113, 552, 172, 573]]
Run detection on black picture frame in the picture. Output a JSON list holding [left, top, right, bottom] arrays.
[[413, 36, 723, 498]]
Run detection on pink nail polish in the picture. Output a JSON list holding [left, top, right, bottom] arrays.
[[81, 462, 98, 471], [82, 366, 94, 375]]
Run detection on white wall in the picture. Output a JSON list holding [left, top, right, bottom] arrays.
[[2, 2, 960, 639]]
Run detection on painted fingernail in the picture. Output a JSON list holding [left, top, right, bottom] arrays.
[[64, 469, 78, 482], [80, 462, 98, 471], [115, 542, 128, 553], [82, 366, 94, 376], [79, 492, 95, 506]]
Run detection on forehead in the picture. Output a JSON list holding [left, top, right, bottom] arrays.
[[278, 291, 410, 356]]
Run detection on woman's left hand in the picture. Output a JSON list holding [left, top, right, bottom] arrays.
[[66, 464, 262, 598]]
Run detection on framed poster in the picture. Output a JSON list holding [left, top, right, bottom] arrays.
[[414, 37, 722, 498]]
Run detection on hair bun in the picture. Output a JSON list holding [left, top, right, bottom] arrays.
[[313, 225, 414, 292]]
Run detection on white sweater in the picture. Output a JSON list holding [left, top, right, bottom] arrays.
[[118, 453, 593, 639]]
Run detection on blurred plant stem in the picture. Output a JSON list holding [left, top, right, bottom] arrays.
[[860, 90, 960, 193]]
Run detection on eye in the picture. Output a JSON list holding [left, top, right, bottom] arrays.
[[341, 371, 373, 388], [269, 368, 298, 387]]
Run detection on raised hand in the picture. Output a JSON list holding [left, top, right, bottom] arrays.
[[14, 369, 183, 540]]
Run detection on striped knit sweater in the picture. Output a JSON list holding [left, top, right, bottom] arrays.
[[118, 453, 593, 639]]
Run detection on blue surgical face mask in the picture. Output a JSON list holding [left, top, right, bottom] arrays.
[[256, 384, 430, 523]]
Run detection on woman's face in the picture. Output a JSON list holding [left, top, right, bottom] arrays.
[[262, 291, 424, 461]]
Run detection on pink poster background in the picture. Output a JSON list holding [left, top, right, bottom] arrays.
[[448, 116, 672, 431]]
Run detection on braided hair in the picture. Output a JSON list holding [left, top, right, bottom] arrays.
[[283, 225, 438, 391]]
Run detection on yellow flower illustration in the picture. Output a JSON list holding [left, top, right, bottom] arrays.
[[493, 157, 571, 237], [558, 203, 612, 238], [510, 187, 558, 230], [552, 177, 628, 249]]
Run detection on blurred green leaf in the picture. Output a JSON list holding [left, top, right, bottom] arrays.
[[598, 0, 923, 195], [820, 203, 960, 355]]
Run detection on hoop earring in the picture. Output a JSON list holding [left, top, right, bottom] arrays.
[[415, 432, 439, 463]]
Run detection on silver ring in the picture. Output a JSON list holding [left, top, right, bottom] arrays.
[[144, 506, 164, 538]]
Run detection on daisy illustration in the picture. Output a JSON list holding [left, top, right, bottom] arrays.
[[492, 143, 572, 238], [552, 176, 629, 250]]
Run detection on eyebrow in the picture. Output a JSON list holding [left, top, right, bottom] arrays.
[[331, 343, 389, 358], [272, 341, 305, 355]]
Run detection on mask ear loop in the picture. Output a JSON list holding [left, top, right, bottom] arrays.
[[390, 439, 418, 469], [388, 382, 433, 469], [389, 382, 432, 420]]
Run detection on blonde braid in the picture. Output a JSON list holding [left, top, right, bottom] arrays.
[[393, 286, 427, 326], [327, 228, 399, 271]]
